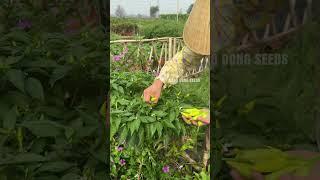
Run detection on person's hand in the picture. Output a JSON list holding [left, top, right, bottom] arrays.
[[143, 79, 163, 104], [230, 151, 320, 180], [182, 109, 210, 126]]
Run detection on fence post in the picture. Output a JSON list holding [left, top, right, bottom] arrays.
[[173, 38, 177, 55], [165, 43, 168, 62], [168, 37, 172, 59]]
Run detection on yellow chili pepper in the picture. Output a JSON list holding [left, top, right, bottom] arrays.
[[181, 108, 207, 126]]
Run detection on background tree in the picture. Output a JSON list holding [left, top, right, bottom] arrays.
[[150, 6, 159, 18], [115, 5, 126, 18], [187, 3, 193, 14]]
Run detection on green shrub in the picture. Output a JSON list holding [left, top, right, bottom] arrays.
[[160, 14, 189, 22], [110, 20, 139, 36], [142, 20, 184, 38], [0, 2, 108, 179], [110, 71, 209, 178]]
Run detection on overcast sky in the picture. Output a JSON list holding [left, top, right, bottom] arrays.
[[110, 0, 194, 16]]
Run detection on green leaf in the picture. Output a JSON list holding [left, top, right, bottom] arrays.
[[3, 106, 17, 129], [2, 56, 22, 65], [140, 116, 156, 123], [37, 161, 74, 173], [64, 127, 75, 139], [34, 175, 59, 180], [49, 66, 71, 87], [111, 117, 121, 138], [138, 127, 145, 145], [153, 110, 167, 117], [76, 126, 97, 138], [0, 153, 47, 165], [61, 173, 81, 180], [148, 123, 157, 138], [155, 122, 163, 137], [6, 69, 25, 92], [117, 99, 130, 105], [21, 120, 63, 137], [119, 127, 128, 143], [215, 95, 227, 109], [20, 59, 58, 68], [162, 120, 176, 129], [169, 109, 176, 122], [25, 77, 44, 100], [129, 119, 141, 135], [2, 91, 31, 108]]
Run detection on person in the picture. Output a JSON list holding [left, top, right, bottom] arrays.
[[143, 0, 213, 125]]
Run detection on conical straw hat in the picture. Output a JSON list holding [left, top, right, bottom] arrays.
[[183, 0, 210, 55]]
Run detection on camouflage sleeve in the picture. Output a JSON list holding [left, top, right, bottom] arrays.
[[155, 46, 205, 88]]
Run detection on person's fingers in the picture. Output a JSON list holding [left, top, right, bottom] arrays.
[[197, 116, 210, 124], [182, 116, 188, 122], [191, 120, 198, 126], [182, 116, 190, 123], [230, 169, 244, 180], [143, 89, 151, 103]]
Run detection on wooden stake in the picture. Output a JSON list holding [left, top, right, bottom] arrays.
[[173, 38, 177, 54], [283, 14, 291, 32], [264, 24, 270, 39], [164, 43, 168, 62], [168, 37, 173, 60]]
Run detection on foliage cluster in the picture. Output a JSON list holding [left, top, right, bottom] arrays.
[[159, 14, 189, 21], [110, 71, 210, 179], [0, 1, 108, 179], [110, 21, 139, 36]]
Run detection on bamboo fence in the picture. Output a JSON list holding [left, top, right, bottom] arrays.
[[111, 37, 210, 77]]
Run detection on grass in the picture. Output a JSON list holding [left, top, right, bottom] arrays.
[[111, 17, 187, 39]]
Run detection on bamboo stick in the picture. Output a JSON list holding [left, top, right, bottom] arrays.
[[157, 43, 165, 73], [110, 37, 183, 44], [164, 43, 168, 62], [283, 14, 291, 32], [237, 27, 299, 51], [168, 37, 172, 60], [148, 46, 153, 62], [202, 128, 210, 167], [173, 38, 177, 54], [153, 43, 158, 60], [271, 15, 277, 35], [177, 40, 181, 52], [137, 43, 141, 58], [303, 8, 308, 24], [264, 24, 270, 39]]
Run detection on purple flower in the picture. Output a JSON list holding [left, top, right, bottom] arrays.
[[113, 55, 122, 61], [120, 159, 126, 166], [17, 19, 32, 30], [162, 165, 169, 173], [117, 146, 124, 152], [153, 71, 160, 77]]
